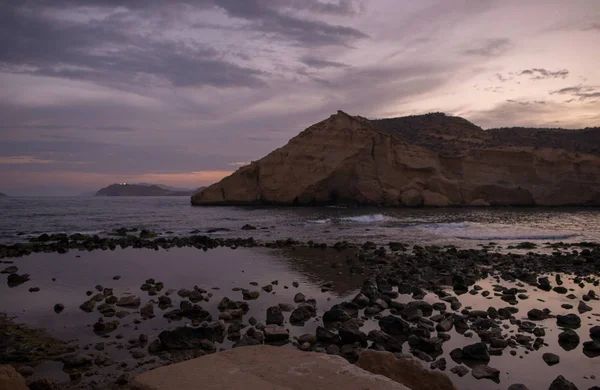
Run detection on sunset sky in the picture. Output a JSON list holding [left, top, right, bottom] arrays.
[[1, 0, 599, 195]]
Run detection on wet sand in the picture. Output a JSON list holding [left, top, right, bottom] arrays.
[[1, 245, 599, 389]]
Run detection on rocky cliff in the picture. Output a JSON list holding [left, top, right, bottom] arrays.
[[192, 111, 600, 207]]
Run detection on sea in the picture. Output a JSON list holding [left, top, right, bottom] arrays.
[[1, 196, 599, 247]]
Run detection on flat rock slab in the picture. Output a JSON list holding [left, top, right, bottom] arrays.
[[132, 345, 410, 390]]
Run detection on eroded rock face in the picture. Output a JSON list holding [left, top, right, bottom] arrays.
[[192, 111, 600, 207]]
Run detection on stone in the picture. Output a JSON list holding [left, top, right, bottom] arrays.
[[266, 306, 284, 326], [116, 295, 141, 308], [548, 375, 579, 390], [451, 342, 490, 362], [26, 377, 57, 390], [62, 354, 93, 368], [7, 273, 30, 286], [263, 325, 289, 342], [356, 350, 455, 390], [471, 365, 500, 381], [379, 315, 411, 336], [289, 306, 312, 325], [323, 308, 351, 323], [0, 365, 27, 390], [558, 329, 580, 350], [133, 345, 412, 390], [79, 300, 95, 312], [93, 320, 119, 335], [508, 385, 530, 390], [591, 326, 600, 339], [557, 314, 581, 328], [0, 266, 18, 274], [53, 303, 65, 314], [543, 352, 560, 366], [278, 303, 295, 312], [450, 365, 469, 377], [294, 293, 306, 303], [578, 300, 593, 314], [140, 302, 155, 318], [527, 309, 548, 321], [242, 290, 260, 300]]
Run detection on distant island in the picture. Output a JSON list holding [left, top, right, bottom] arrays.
[[0, 192, 6, 197], [95, 183, 204, 197], [193, 110, 600, 207]]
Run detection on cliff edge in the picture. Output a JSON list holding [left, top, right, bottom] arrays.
[[192, 111, 600, 207]]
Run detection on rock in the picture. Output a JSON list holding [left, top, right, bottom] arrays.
[[543, 352, 560, 366], [451, 342, 490, 362], [242, 290, 260, 300], [158, 326, 222, 350], [177, 288, 191, 298], [430, 358, 446, 371], [289, 307, 312, 325], [97, 303, 116, 317], [558, 329, 580, 350], [53, 303, 65, 314], [339, 319, 367, 345], [7, 273, 29, 287], [527, 308, 548, 321], [316, 326, 339, 344], [379, 315, 411, 336], [26, 377, 57, 390], [591, 326, 600, 339], [16, 366, 34, 378], [191, 110, 600, 208], [62, 354, 93, 368], [294, 293, 306, 303], [0, 365, 28, 390], [0, 266, 18, 274], [116, 295, 141, 308], [133, 345, 415, 389], [352, 293, 370, 308], [189, 290, 204, 302], [278, 303, 295, 312], [436, 317, 453, 332], [578, 300, 593, 314], [367, 330, 403, 353], [471, 365, 500, 381], [553, 286, 568, 294], [323, 308, 351, 323], [266, 306, 284, 326], [356, 350, 455, 390], [140, 301, 154, 318], [261, 284, 273, 293], [263, 325, 289, 342], [583, 340, 600, 352], [508, 385, 530, 390], [79, 300, 95, 312], [450, 365, 469, 377], [93, 320, 119, 335], [549, 375, 579, 390], [557, 314, 581, 328], [116, 373, 130, 385]]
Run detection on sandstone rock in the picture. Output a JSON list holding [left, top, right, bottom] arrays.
[[116, 295, 141, 308], [133, 345, 411, 389], [356, 350, 456, 390], [191, 111, 600, 207], [471, 365, 500, 381], [0, 365, 27, 390], [543, 352, 560, 366]]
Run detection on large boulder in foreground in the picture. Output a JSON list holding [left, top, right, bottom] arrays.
[[357, 350, 456, 390], [0, 365, 28, 390], [132, 345, 409, 390], [192, 111, 600, 207]]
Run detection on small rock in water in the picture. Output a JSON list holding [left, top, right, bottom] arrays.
[[508, 385, 530, 390], [548, 375, 578, 390], [578, 300, 592, 314], [113, 275, 121, 280], [242, 290, 260, 300], [471, 365, 500, 381], [450, 365, 469, 377], [54, 303, 65, 314], [293, 293, 305, 303], [542, 352, 560, 366]]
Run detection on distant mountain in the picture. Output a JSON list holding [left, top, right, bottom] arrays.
[[78, 191, 97, 197], [0, 192, 6, 197], [95, 184, 204, 197]]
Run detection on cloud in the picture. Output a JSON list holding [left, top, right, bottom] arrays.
[[550, 85, 600, 100], [299, 55, 348, 69], [582, 22, 600, 31], [466, 99, 600, 129], [228, 161, 251, 167], [519, 68, 569, 80], [0, 156, 56, 164], [463, 38, 512, 57]]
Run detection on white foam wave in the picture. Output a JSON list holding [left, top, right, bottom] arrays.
[[307, 219, 331, 224], [340, 214, 386, 223], [456, 233, 579, 241]]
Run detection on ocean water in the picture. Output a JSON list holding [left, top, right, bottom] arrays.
[[1, 196, 600, 247]]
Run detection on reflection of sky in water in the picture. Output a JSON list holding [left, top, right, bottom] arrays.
[[1, 246, 599, 389], [0, 247, 362, 380]]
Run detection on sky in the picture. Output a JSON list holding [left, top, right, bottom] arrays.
[[1, 0, 599, 196]]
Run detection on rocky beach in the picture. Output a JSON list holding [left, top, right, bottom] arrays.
[[1, 229, 599, 390]]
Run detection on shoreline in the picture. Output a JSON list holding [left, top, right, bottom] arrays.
[[1, 238, 599, 389]]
